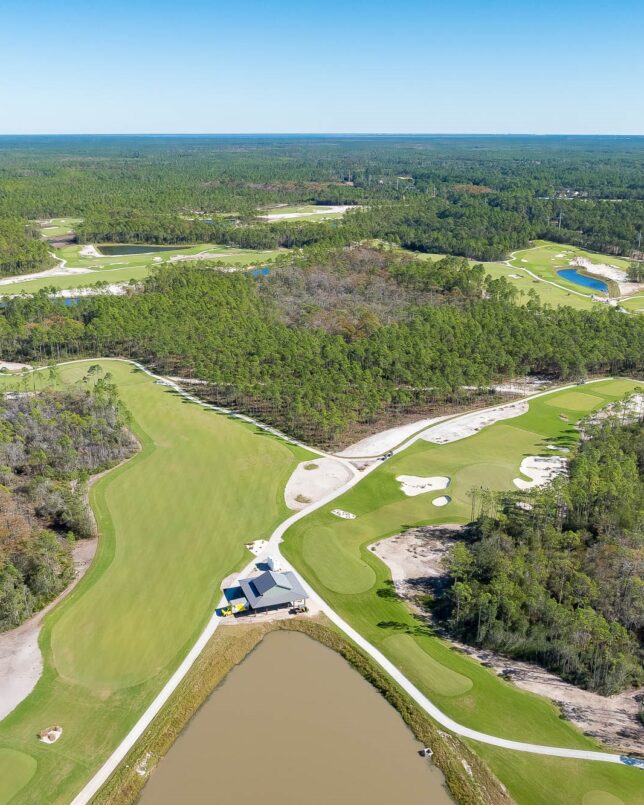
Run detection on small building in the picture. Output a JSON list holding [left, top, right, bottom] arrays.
[[238, 569, 307, 612]]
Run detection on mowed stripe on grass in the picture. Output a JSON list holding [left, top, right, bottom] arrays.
[[0, 360, 310, 804], [282, 378, 643, 805]]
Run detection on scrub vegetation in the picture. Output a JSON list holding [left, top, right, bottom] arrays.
[[437, 412, 643, 695], [0, 250, 642, 449], [281, 380, 644, 804], [0, 360, 307, 804], [0, 369, 136, 630]]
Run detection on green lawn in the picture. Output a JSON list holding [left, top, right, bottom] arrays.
[[37, 218, 83, 238], [0, 359, 312, 804], [501, 240, 643, 312], [282, 378, 644, 805], [0, 243, 283, 296]]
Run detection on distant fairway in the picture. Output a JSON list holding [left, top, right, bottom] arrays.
[[0, 243, 282, 296], [282, 379, 643, 805], [0, 360, 310, 804]]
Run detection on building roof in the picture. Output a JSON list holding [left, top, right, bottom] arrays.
[[238, 569, 307, 609]]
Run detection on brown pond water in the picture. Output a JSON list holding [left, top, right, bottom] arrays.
[[140, 630, 452, 805]]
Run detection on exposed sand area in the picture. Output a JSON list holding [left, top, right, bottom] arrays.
[[570, 257, 643, 296], [258, 205, 355, 221], [397, 475, 450, 497], [0, 264, 91, 286], [285, 458, 353, 510], [336, 416, 446, 457], [432, 495, 451, 507], [0, 360, 32, 372], [513, 455, 568, 490], [372, 527, 643, 754], [331, 509, 356, 519], [80, 245, 102, 258], [55, 284, 129, 298], [0, 538, 97, 721], [421, 402, 528, 445]]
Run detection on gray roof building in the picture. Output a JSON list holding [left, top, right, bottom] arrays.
[[238, 569, 308, 610]]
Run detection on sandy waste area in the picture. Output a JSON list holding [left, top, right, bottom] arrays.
[[285, 458, 353, 510]]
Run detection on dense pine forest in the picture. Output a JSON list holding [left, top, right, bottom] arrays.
[[0, 135, 643, 263], [0, 371, 136, 630], [0, 251, 642, 447], [437, 413, 643, 695]]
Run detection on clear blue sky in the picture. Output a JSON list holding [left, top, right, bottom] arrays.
[[1, 0, 642, 134]]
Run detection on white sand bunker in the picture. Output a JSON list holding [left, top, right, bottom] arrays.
[[80, 244, 101, 258], [246, 539, 268, 556], [38, 725, 62, 744], [331, 509, 356, 519], [422, 402, 528, 445], [397, 475, 449, 497], [514, 455, 567, 490], [432, 496, 451, 507], [285, 458, 353, 511], [570, 257, 643, 295]]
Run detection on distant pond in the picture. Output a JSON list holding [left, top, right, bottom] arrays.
[[97, 244, 188, 256], [557, 268, 608, 293]]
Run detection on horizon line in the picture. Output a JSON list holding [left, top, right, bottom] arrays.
[[1, 132, 643, 138]]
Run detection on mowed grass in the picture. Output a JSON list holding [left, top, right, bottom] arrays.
[[38, 218, 83, 238], [0, 244, 283, 295], [0, 360, 312, 804], [282, 378, 644, 805], [483, 261, 597, 310]]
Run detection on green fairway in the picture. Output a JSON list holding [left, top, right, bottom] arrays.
[[37, 218, 83, 238], [0, 243, 283, 296], [483, 260, 597, 309], [282, 378, 643, 805], [0, 360, 312, 804]]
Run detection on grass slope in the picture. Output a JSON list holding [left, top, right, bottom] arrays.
[[0, 360, 311, 804], [282, 379, 644, 805]]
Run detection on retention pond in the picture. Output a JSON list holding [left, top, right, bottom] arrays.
[[140, 629, 452, 805], [557, 268, 609, 293]]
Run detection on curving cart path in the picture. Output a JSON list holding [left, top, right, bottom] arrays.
[[5, 361, 635, 805]]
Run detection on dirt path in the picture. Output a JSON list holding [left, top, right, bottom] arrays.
[[371, 526, 644, 755], [0, 538, 96, 721]]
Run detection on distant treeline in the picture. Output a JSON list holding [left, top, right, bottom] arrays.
[[0, 248, 642, 447], [436, 414, 644, 695], [0, 135, 642, 262], [0, 371, 136, 631]]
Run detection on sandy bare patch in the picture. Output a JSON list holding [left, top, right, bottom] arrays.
[[55, 284, 129, 298], [397, 475, 449, 497], [513, 455, 567, 490], [258, 205, 355, 221], [570, 257, 643, 296], [285, 458, 353, 510], [38, 725, 63, 744], [432, 495, 451, 507], [337, 416, 447, 458], [0, 360, 32, 372], [331, 509, 356, 519], [80, 244, 101, 258], [245, 539, 268, 557], [421, 402, 528, 445], [372, 525, 644, 754], [0, 538, 96, 721], [0, 265, 91, 286]]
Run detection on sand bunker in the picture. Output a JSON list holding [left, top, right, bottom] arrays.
[[38, 725, 62, 744], [331, 509, 356, 519], [0, 360, 31, 372], [432, 496, 451, 507], [397, 475, 449, 497], [246, 540, 268, 556], [422, 402, 528, 445], [285, 458, 353, 511], [513, 455, 567, 490], [80, 245, 101, 258], [259, 205, 354, 221]]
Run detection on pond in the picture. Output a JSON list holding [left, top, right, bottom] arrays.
[[557, 268, 608, 293], [140, 630, 452, 805], [96, 244, 188, 256]]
